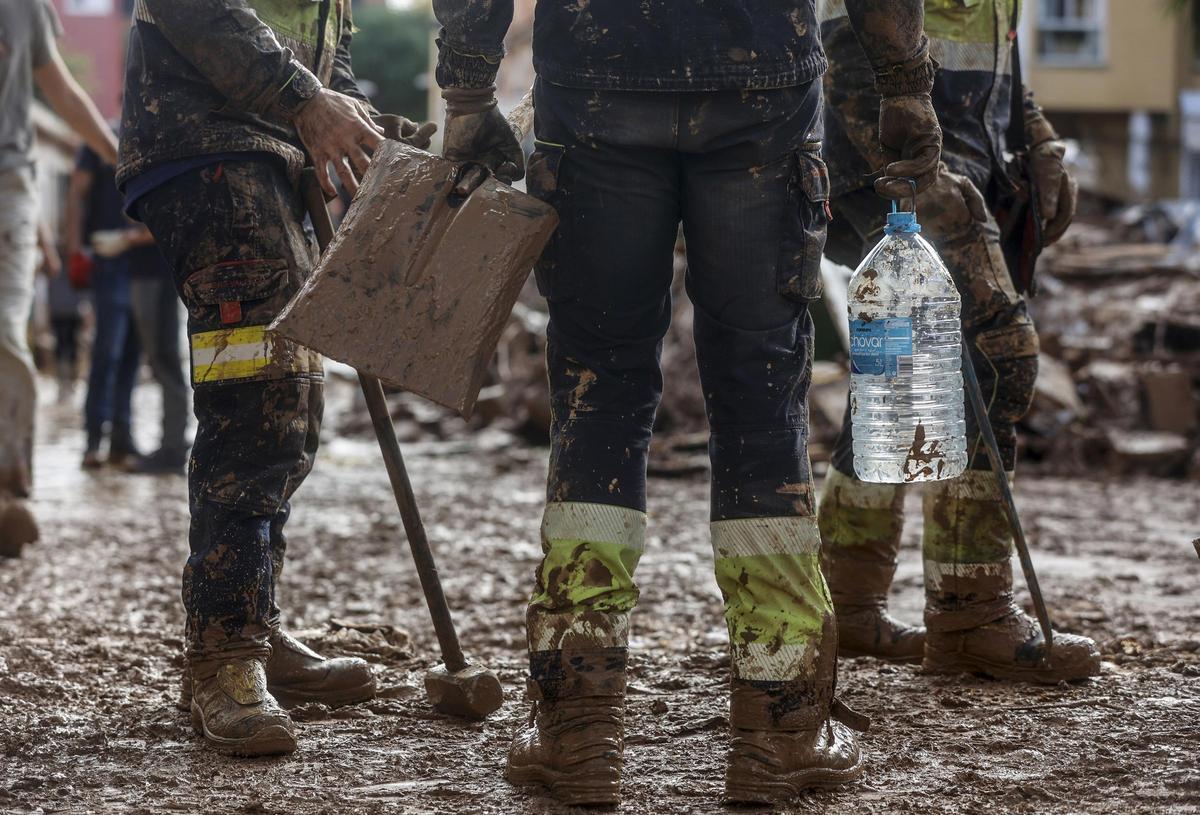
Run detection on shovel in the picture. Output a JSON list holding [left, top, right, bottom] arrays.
[[272, 91, 557, 417], [280, 100, 552, 719]]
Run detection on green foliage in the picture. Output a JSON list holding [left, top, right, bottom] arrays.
[[349, 6, 434, 121]]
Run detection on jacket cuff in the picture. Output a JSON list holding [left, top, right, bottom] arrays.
[[273, 61, 323, 120], [435, 37, 501, 90], [875, 40, 937, 98]]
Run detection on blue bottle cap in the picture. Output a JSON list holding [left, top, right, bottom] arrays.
[[884, 200, 921, 234]]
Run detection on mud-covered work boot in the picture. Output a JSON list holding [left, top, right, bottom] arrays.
[[507, 693, 625, 806], [0, 496, 38, 558], [509, 502, 645, 805], [265, 630, 376, 707], [724, 679, 867, 803], [507, 646, 628, 806], [819, 468, 924, 662], [925, 606, 1101, 683], [190, 659, 297, 756], [179, 631, 376, 709], [922, 471, 1100, 683]]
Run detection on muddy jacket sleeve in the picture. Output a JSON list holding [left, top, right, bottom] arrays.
[[842, 0, 933, 90], [141, 0, 320, 119], [432, 0, 512, 89], [329, 12, 376, 113]]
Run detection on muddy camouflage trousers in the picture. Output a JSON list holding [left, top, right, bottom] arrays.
[[524, 80, 838, 698], [138, 160, 323, 673], [819, 169, 1038, 629]]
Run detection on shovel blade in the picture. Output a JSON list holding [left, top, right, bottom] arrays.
[[272, 139, 557, 417]]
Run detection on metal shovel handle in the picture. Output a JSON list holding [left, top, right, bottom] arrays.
[[960, 337, 1054, 653]]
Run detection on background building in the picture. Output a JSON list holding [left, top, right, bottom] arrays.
[[1023, 0, 1200, 202], [49, 0, 132, 121]]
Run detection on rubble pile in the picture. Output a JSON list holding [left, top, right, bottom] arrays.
[[333, 216, 1198, 481], [1022, 215, 1200, 478]]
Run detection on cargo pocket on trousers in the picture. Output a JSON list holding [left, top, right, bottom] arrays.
[[525, 141, 571, 302], [182, 259, 321, 387], [182, 259, 289, 327], [778, 147, 831, 302]]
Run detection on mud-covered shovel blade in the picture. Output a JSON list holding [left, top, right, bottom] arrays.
[[271, 139, 557, 417]]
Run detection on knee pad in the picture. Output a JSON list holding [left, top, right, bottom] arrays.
[[972, 319, 1040, 426]]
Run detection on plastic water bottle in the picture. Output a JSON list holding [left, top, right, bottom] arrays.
[[847, 201, 967, 483]]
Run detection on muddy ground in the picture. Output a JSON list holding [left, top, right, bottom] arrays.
[[2, 380, 1198, 815]]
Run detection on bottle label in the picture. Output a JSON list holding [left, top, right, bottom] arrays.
[[849, 317, 913, 378]]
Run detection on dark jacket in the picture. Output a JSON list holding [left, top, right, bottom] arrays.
[[433, 0, 827, 92], [117, 0, 370, 189]]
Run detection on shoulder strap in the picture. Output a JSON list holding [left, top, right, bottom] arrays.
[[1006, 1, 1027, 153]]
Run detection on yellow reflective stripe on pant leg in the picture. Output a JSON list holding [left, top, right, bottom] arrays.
[[921, 470, 1014, 564], [711, 516, 831, 682], [818, 467, 906, 551], [192, 326, 271, 383], [528, 502, 646, 652], [923, 559, 1012, 593], [191, 325, 321, 384]]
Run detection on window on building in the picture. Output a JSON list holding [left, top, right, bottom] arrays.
[[1036, 0, 1107, 67], [63, 0, 113, 14]]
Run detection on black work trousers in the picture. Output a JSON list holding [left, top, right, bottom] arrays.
[[528, 80, 830, 522], [138, 159, 323, 674]]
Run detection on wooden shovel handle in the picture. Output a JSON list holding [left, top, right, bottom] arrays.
[[506, 87, 535, 142], [299, 169, 469, 674]]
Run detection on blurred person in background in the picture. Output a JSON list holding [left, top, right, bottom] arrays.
[[67, 136, 144, 469], [126, 237, 190, 474], [39, 220, 84, 403], [816, 0, 1099, 683], [0, 0, 118, 557]]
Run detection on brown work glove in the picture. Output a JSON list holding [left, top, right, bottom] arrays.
[[874, 47, 942, 200], [1025, 106, 1077, 245], [373, 114, 438, 150], [441, 85, 524, 185]]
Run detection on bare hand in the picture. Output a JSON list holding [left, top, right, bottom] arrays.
[[41, 245, 62, 278], [294, 89, 385, 199]]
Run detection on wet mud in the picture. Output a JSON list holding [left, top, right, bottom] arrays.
[[1, 382, 1198, 814]]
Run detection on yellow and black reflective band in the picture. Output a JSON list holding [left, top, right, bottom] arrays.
[[190, 325, 320, 384]]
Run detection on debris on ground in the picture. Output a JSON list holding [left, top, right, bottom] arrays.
[[2, 398, 1197, 814], [1022, 214, 1200, 477]]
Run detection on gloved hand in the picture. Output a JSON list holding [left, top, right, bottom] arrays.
[[441, 85, 524, 185], [876, 94, 942, 199], [372, 114, 438, 150], [873, 50, 942, 200], [1028, 138, 1077, 245], [1024, 102, 1076, 245], [68, 251, 94, 290]]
